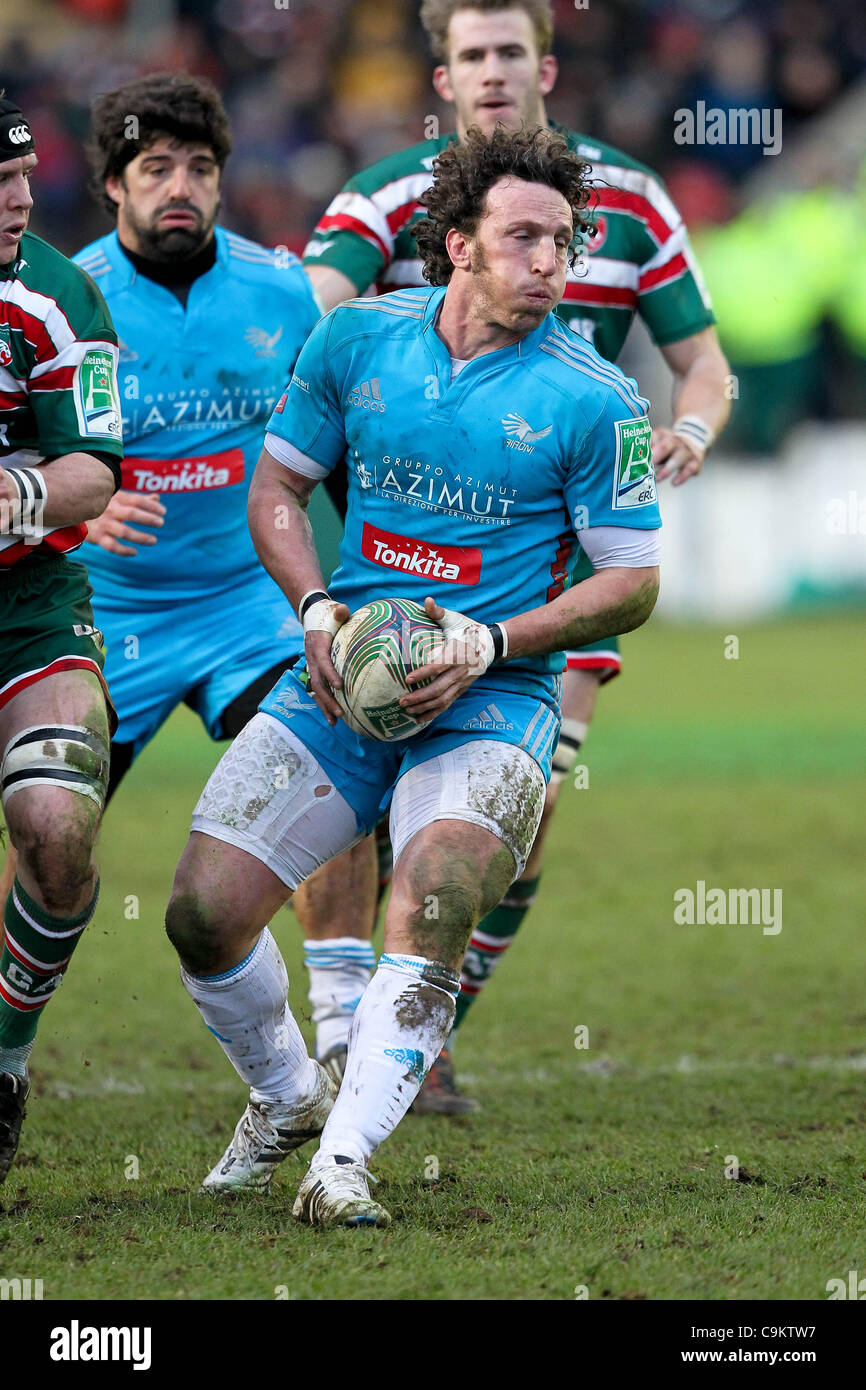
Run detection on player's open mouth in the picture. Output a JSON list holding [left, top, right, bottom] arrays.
[[1, 225, 25, 240], [478, 100, 512, 112]]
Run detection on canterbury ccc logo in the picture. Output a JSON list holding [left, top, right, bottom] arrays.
[[8, 125, 31, 145]]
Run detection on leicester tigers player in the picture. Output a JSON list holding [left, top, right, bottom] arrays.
[[0, 74, 379, 1096], [0, 94, 123, 1181], [302, 0, 732, 1112]]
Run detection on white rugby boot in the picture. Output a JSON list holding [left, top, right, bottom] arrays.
[[292, 1154, 391, 1228], [201, 1063, 336, 1194]]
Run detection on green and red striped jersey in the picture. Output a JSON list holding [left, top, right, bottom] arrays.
[[0, 231, 122, 567], [303, 124, 715, 362]]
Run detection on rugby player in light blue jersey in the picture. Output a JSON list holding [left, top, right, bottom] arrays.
[[165, 127, 661, 1227], [79, 74, 315, 775], [0, 74, 377, 1093]]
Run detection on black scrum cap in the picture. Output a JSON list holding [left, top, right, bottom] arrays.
[[0, 96, 35, 162]]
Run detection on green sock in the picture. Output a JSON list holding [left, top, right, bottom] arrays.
[[449, 875, 541, 1043], [0, 878, 98, 1052]]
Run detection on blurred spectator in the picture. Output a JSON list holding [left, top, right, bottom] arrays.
[[694, 189, 855, 450], [1, 0, 862, 433], [676, 19, 778, 177]]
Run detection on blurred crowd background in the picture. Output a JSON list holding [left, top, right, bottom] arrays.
[[2, 0, 865, 456]]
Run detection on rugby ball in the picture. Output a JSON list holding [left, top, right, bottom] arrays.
[[330, 597, 446, 740]]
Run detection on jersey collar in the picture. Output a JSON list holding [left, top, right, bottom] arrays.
[[105, 225, 227, 287], [0, 234, 29, 280], [422, 285, 556, 373]]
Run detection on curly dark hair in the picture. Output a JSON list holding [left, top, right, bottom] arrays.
[[415, 125, 594, 286], [87, 72, 232, 218]]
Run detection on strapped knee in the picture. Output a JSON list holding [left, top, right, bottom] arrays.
[[1, 725, 110, 812], [548, 717, 588, 788]]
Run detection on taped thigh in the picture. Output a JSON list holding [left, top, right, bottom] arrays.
[[190, 712, 363, 890], [1, 725, 110, 811], [389, 739, 546, 881]]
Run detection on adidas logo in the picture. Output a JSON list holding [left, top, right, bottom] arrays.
[[346, 378, 386, 413], [461, 703, 515, 733], [384, 1047, 425, 1081]]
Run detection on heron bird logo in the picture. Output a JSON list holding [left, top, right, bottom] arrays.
[[502, 411, 553, 443], [244, 325, 284, 357]]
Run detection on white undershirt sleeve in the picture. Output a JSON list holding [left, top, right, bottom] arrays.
[[577, 524, 661, 569], [264, 431, 331, 480]]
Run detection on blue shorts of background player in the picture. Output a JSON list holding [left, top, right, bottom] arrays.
[[92, 570, 303, 804]]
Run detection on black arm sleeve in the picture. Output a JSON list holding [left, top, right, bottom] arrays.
[[43, 449, 122, 494], [85, 450, 122, 492], [323, 457, 348, 521]]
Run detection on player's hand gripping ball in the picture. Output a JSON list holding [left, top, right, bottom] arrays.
[[330, 597, 446, 740]]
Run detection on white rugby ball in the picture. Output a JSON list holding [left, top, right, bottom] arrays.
[[330, 597, 445, 740]]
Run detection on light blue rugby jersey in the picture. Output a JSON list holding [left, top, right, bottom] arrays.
[[265, 287, 661, 701], [75, 228, 319, 601]]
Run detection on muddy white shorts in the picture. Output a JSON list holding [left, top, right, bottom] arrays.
[[191, 712, 546, 890]]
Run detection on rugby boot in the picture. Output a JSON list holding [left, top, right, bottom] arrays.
[[409, 1048, 479, 1116], [293, 1154, 391, 1228], [319, 1043, 348, 1089], [201, 1062, 336, 1194], [0, 1071, 30, 1184]]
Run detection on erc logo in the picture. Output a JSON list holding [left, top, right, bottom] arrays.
[[612, 416, 656, 510]]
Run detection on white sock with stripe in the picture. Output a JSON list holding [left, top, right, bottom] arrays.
[[314, 953, 459, 1166], [181, 927, 318, 1106], [303, 936, 377, 1058]]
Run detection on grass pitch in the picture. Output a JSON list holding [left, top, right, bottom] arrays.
[[1, 613, 864, 1301]]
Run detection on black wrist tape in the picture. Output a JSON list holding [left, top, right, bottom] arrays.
[[299, 589, 331, 622], [4, 466, 47, 526], [489, 622, 506, 661]]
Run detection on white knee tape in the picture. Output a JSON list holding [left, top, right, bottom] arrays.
[[1, 725, 109, 809], [548, 717, 588, 787]]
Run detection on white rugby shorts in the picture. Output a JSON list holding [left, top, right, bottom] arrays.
[[191, 712, 545, 889]]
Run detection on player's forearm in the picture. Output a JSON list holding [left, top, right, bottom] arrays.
[[1, 453, 115, 532], [502, 567, 659, 660], [670, 342, 732, 440], [304, 265, 362, 316], [42, 454, 117, 525], [248, 462, 326, 613]]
